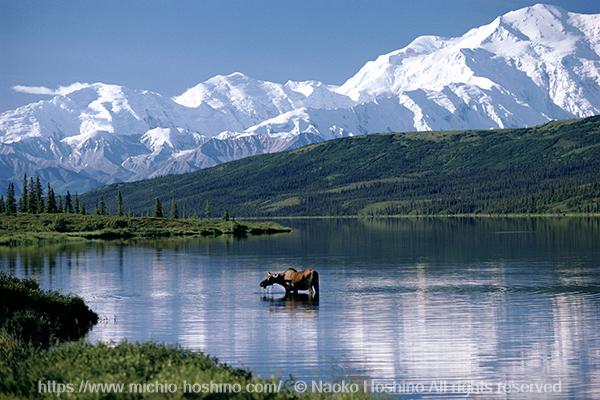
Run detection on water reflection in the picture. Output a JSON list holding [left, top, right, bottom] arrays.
[[261, 293, 320, 312], [1, 218, 599, 399]]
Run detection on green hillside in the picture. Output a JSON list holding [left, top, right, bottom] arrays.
[[81, 116, 600, 217]]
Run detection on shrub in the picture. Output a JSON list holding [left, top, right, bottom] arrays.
[[0, 273, 98, 347], [52, 217, 69, 232], [3, 310, 53, 348], [107, 218, 129, 229]]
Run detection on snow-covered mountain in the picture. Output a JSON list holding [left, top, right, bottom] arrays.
[[1, 4, 599, 193]]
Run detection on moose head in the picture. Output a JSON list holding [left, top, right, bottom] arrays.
[[260, 272, 284, 288]]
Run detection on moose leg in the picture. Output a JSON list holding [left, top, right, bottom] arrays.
[[285, 280, 298, 295], [283, 281, 294, 295], [312, 271, 319, 298]]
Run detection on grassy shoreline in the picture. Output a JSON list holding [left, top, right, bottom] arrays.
[[0, 214, 290, 247]]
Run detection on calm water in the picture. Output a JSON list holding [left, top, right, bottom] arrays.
[[2, 218, 600, 398]]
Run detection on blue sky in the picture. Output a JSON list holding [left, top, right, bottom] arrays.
[[1, 0, 598, 111]]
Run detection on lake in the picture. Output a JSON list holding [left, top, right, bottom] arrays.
[[2, 218, 600, 398]]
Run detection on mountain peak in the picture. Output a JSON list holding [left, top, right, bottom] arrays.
[[206, 71, 253, 84], [173, 72, 260, 108], [497, 3, 573, 40], [339, 3, 598, 101], [506, 3, 567, 18]]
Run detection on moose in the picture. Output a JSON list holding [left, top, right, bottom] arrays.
[[260, 268, 319, 297]]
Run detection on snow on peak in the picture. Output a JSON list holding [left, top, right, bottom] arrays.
[[173, 72, 264, 108], [338, 3, 599, 113], [172, 72, 353, 131], [209, 71, 251, 83], [505, 3, 566, 21]]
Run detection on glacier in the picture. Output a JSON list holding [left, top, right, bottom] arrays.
[[1, 4, 599, 193]]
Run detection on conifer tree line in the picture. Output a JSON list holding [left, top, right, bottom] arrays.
[[152, 198, 182, 219], [151, 197, 229, 220], [0, 174, 228, 220], [0, 175, 191, 219], [1, 175, 85, 216]]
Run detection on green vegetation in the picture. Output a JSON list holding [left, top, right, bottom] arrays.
[[80, 116, 600, 217], [0, 272, 97, 348], [0, 214, 290, 247], [0, 175, 290, 247], [2, 338, 268, 400], [0, 274, 371, 399]]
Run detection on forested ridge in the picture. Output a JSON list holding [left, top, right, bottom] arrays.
[[80, 116, 600, 217]]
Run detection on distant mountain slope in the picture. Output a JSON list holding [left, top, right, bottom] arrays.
[[81, 116, 600, 216], [1, 4, 599, 193]]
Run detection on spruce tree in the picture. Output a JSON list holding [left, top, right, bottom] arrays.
[[46, 183, 57, 213], [116, 191, 124, 216], [6, 182, 17, 215], [154, 198, 163, 218], [204, 200, 211, 219], [169, 199, 178, 219], [74, 193, 80, 214], [222, 209, 229, 221], [18, 174, 28, 213], [0, 195, 5, 214], [81, 204, 87, 215], [57, 195, 63, 213], [94, 200, 100, 215], [64, 191, 73, 213], [34, 176, 43, 213], [99, 197, 107, 215], [27, 177, 36, 213]]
